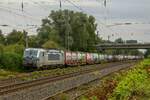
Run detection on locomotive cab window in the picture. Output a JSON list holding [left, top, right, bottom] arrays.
[[40, 52, 45, 57], [42, 52, 44, 56], [24, 49, 38, 57]]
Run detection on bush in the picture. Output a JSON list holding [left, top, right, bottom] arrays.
[[0, 44, 24, 71], [0, 44, 4, 68], [141, 59, 150, 68], [4, 44, 25, 55], [1, 52, 23, 71], [42, 40, 59, 49], [109, 59, 150, 100]]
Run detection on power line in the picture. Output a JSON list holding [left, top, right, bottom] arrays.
[[0, 0, 114, 36], [0, 5, 32, 16], [65, 0, 119, 40], [21, 0, 24, 11], [0, 5, 41, 34], [0, 7, 41, 22], [60, 0, 62, 9], [64, 0, 114, 34], [0, 1, 42, 23], [104, 0, 107, 7], [65, 0, 84, 12], [29, 0, 49, 11]]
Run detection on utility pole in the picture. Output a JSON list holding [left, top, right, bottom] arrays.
[[104, 0, 107, 7], [59, 0, 67, 50], [65, 11, 70, 50], [108, 35, 110, 42], [67, 10, 70, 51], [59, 0, 70, 50], [21, 1, 24, 12], [60, 0, 62, 9], [21, 0, 28, 48], [23, 30, 28, 48], [97, 31, 99, 44]]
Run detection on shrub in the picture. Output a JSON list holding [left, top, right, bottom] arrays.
[[109, 59, 150, 100], [42, 40, 59, 49], [4, 44, 25, 55], [0, 44, 24, 71], [1, 52, 23, 71], [0, 44, 4, 68], [141, 59, 150, 68]]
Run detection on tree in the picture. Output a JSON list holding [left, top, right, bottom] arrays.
[[126, 40, 139, 55], [3, 44, 24, 55], [145, 49, 150, 58], [113, 38, 141, 56], [113, 38, 124, 55], [42, 40, 59, 49], [115, 38, 124, 43], [28, 35, 40, 48], [6, 30, 24, 45], [0, 30, 5, 44], [0, 44, 4, 68], [38, 10, 99, 52]]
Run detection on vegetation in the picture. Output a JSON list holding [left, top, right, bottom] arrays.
[[0, 10, 99, 71], [0, 30, 5, 44], [109, 59, 150, 100], [80, 59, 150, 100], [0, 9, 143, 72], [0, 69, 19, 79], [0, 63, 102, 81], [37, 10, 99, 51], [0, 44, 24, 71], [145, 49, 150, 58]]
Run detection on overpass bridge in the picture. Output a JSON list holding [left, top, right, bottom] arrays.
[[96, 43, 150, 50]]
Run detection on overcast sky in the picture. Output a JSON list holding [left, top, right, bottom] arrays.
[[0, 0, 150, 42]]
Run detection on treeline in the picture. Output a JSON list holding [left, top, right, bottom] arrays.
[[109, 59, 150, 100], [0, 9, 146, 71], [0, 30, 25, 71], [37, 10, 100, 52], [0, 10, 100, 71]]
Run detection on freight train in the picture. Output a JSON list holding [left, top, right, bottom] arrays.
[[23, 48, 143, 69]]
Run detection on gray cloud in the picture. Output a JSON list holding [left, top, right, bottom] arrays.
[[0, 0, 150, 42]]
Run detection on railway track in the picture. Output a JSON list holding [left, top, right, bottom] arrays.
[[72, 66, 133, 100], [46, 62, 137, 100], [0, 61, 138, 97], [0, 61, 134, 86]]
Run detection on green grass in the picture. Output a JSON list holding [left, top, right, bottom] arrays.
[[0, 64, 104, 81], [0, 69, 19, 79], [109, 59, 150, 100], [79, 59, 150, 100]]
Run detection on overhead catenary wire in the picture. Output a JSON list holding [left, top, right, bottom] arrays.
[[29, 0, 49, 11], [0, 5, 35, 17], [60, 0, 62, 9], [64, 0, 115, 34], [0, 1, 51, 35], [64, 0, 120, 41], [0, 0, 110, 34], [21, 0, 24, 12], [0, 6, 41, 29], [104, 0, 107, 7], [65, 0, 84, 12], [0, 24, 37, 34], [0, 0, 114, 38], [0, 7, 41, 22]]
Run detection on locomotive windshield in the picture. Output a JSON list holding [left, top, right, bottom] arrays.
[[24, 49, 38, 57]]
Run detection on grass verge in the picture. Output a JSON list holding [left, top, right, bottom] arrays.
[[80, 59, 150, 100]]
